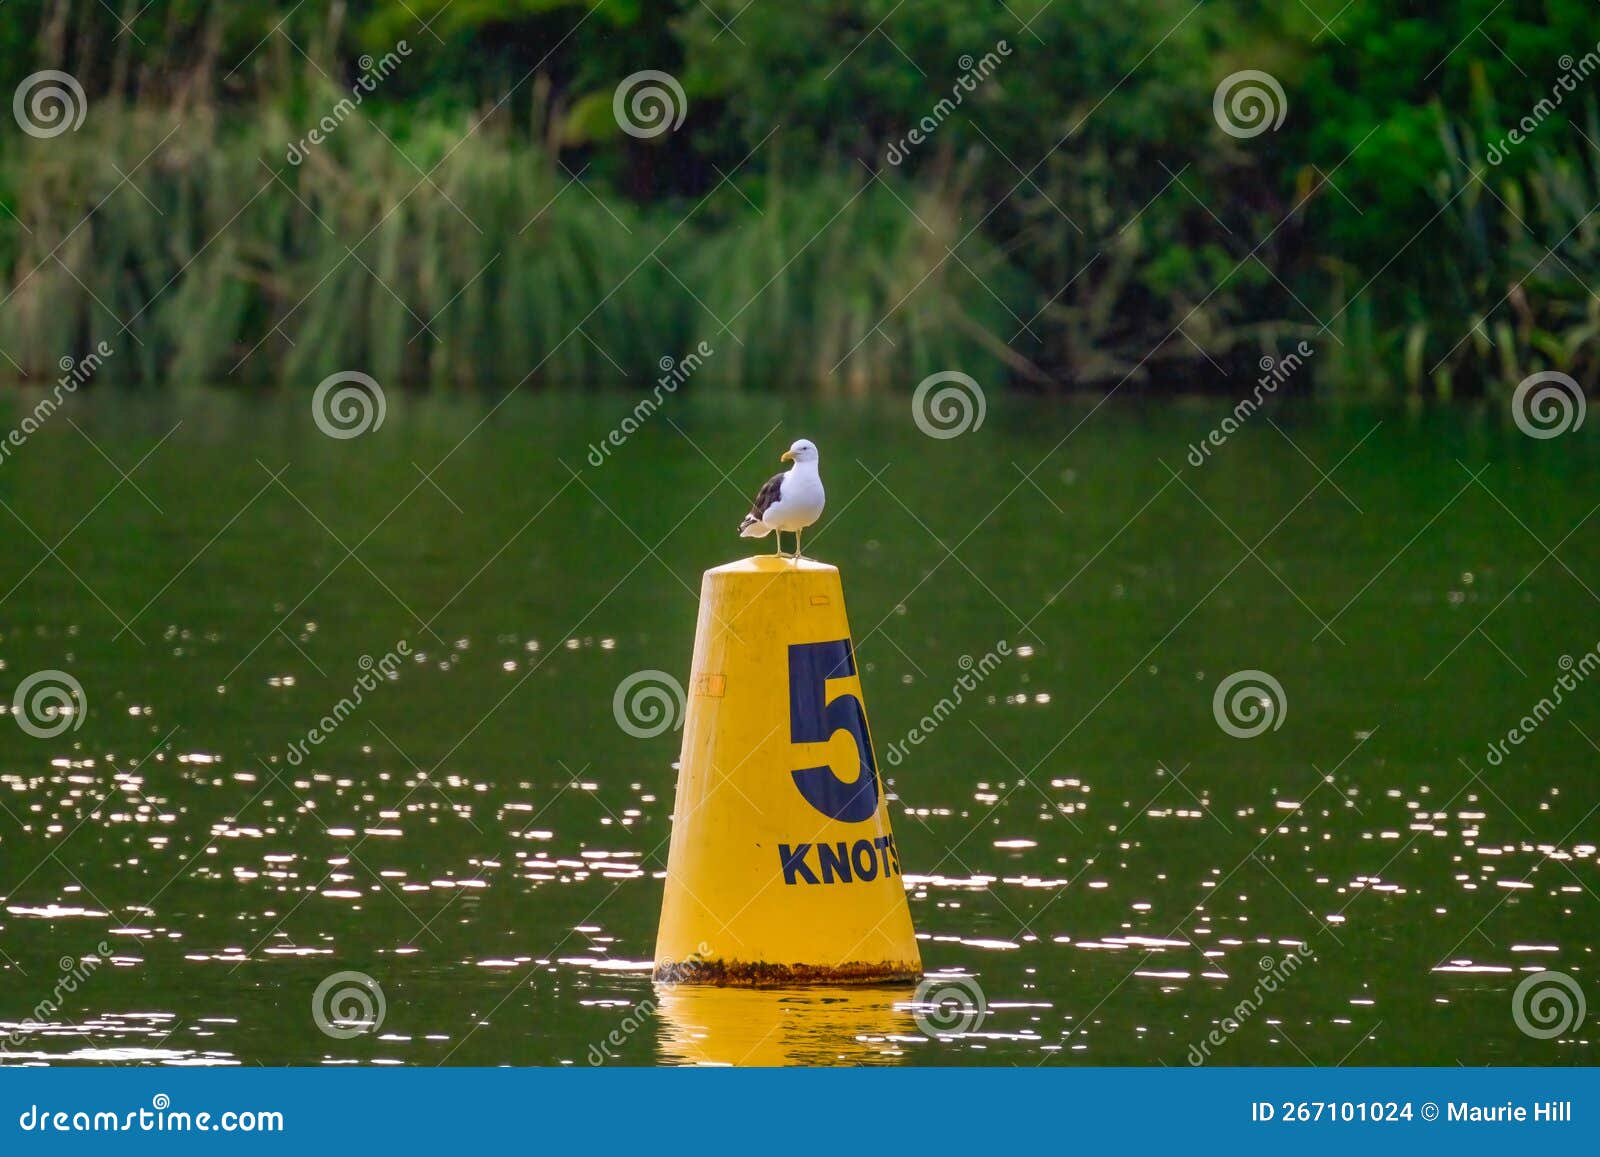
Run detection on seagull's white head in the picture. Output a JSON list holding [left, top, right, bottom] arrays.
[[781, 438, 819, 465]]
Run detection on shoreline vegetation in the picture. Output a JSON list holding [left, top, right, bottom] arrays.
[[0, 1, 1597, 408]]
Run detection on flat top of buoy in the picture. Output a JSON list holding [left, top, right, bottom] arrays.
[[708, 555, 838, 575]]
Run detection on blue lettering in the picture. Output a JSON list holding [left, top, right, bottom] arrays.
[[851, 838, 879, 880], [779, 843, 819, 885], [817, 841, 852, 884], [778, 836, 903, 884]]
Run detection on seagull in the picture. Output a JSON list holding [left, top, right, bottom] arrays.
[[738, 438, 825, 559]]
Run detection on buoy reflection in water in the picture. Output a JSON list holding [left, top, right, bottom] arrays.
[[653, 984, 917, 1066]]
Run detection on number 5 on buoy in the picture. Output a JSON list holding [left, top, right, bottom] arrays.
[[787, 638, 880, 823]]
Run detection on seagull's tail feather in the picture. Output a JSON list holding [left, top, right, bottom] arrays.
[[738, 514, 769, 537]]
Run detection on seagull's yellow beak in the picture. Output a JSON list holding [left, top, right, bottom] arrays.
[[780, 450, 795, 463]]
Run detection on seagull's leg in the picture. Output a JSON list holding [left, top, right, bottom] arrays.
[[793, 528, 802, 560], [772, 531, 783, 556]]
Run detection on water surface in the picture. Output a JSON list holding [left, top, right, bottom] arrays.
[[0, 388, 1595, 1066]]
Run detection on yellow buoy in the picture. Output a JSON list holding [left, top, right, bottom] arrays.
[[653, 556, 921, 985]]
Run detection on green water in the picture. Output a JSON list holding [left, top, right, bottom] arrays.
[[0, 387, 1595, 1066]]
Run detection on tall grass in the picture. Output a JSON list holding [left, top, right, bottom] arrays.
[[0, 99, 683, 389], [679, 162, 1029, 393], [1324, 105, 1600, 403], [0, 95, 1023, 392], [3, 89, 1596, 402]]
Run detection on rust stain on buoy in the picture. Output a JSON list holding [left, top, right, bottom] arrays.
[[654, 956, 920, 987]]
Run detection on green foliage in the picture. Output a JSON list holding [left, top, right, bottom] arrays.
[[0, 103, 678, 388], [0, 100, 1026, 392], [677, 164, 1028, 392], [0, 0, 1597, 400]]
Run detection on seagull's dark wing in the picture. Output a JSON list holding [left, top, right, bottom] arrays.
[[738, 470, 786, 530]]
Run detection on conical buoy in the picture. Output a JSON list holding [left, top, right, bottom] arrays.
[[653, 556, 921, 985]]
